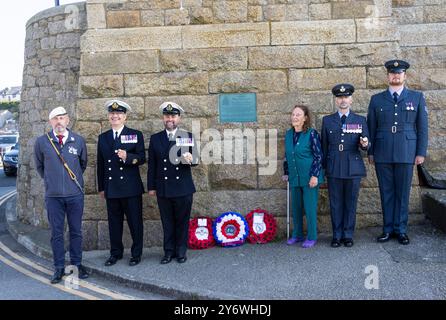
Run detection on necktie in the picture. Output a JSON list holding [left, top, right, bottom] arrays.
[[57, 135, 63, 146], [341, 115, 346, 126], [168, 133, 173, 141], [114, 131, 119, 143], [393, 92, 399, 104]]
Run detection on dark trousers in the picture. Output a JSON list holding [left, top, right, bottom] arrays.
[[106, 195, 143, 258], [157, 194, 193, 258], [45, 194, 84, 269], [375, 163, 413, 234], [327, 177, 361, 239]]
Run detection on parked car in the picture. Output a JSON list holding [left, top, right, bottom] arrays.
[[3, 142, 19, 176], [0, 134, 19, 156]]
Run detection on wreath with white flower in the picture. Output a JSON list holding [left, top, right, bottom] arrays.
[[213, 212, 249, 247], [188, 217, 215, 250], [245, 208, 277, 244]]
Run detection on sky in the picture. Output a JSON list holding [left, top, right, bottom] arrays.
[[0, 0, 77, 89]]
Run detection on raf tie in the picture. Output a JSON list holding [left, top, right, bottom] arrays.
[[393, 92, 399, 104], [114, 131, 119, 143], [168, 132, 174, 141], [341, 114, 347, 126], [57, 135, 64, 147]]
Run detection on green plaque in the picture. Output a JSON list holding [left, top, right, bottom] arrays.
[[219, 93, 257, 123]]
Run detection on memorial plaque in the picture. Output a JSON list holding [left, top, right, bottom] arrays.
[[219, 93, 257, 123]]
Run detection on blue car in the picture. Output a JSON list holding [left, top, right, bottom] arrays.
[[3, 142, 19, 177]]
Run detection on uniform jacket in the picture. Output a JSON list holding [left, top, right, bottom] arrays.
[[147, 129, 198, 198], [367, 87, 428, 164], [321, 111, 369, 179], [97, 126, 145, 199], [34, 130, 87, 197]]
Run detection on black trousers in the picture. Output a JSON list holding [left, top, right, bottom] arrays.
[[157, 194, 193, 258], [106, 195, 143, 258]]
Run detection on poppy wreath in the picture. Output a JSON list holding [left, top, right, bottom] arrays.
[[188, 217, 215, 250], [213, 212, 250, 247], [246, 208, 277, 244]]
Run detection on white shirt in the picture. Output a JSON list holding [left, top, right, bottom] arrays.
[[389, 86, 404, 97], [113, 126, 125, 140], [53, 130, 68, 145], [166, 128, 178, 140]]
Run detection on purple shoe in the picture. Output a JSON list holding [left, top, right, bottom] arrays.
[[302, 240, 317, 248], [286, 237, 304, 245]]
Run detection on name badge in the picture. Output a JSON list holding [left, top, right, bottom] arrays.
[[343, 124, 362, 134], [176, 138, 194, 147], [68, 146, 78, 155], [121, 134, 137, 143]]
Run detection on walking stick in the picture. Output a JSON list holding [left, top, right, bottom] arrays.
[[287, 181, 290, 240]]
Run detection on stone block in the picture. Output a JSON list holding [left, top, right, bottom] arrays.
[[392, 7, 424, 25], [81, 27, 182, 52], [271, 20, 356, 45], [182, 22, 269, 49], [87, 3, 106, 29], [400, 46, 446, 68], [145, 95, 218, 117], [83, 194, 108, 220], [165, 8, 190, 25], [325, 42, 400, 67], [356, 18, 400, 43], [140, 10, 164, 27], [424, 90, 446, 110], [125, 72, 208, 96], [106, 10, 141, 28], [209, 70, 288, 93], [82, 221, 98, 251], [144, 220, 163, 247], [56, 33, 81, 49], [79, 75, 123, 98], [367, 67, 387, 89], [247, 6, 263, 22], [83, 166, 97, 194], [248, 45, 324, 69], [332, 0, 375, 19], [399, 23, 446, 46], [406, 68, 446, 90], [190, 7, 214, 24], [81, 50, 159, 75], [309, 3, 331, 20], [160, 47, 247, 72], [289, 67, 367, 91], [424, 4, 446, 23], [213, 0, 248, 23], [72, 121, 101, 144]]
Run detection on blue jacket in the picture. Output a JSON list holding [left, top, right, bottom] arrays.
[[367, 88, 428, 164], [34, 130, 87, 197], [321, 112, 369, 179], [148, 129, 198, 198], [97, 126, 146, 199]]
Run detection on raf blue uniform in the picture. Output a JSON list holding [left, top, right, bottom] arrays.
[[367, 60, 428, 244], [322, 84, 369, 247], [97, 100, 146, 265], [148, 102, 198, 263]]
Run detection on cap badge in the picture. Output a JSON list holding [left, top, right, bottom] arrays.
[[166, 104, 173, 111], [340, 86, 346, 92], [394, 61, 399, 67], [112, 102, 119, 110]]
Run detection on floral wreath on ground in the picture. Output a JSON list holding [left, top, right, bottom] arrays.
[[245, 208, 277, 244], [188, 216, 215, 250], [213, 212, 250, 247]]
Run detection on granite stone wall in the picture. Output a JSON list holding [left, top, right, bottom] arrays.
[[19, 0, 446, 250]]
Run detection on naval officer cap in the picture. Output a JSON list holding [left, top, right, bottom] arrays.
[[49, 106, 67, 120], [332, 83, 355, 97], [105, 99, 132, 113], [159, 102, 184, 115], [385, 59, 410, 73]]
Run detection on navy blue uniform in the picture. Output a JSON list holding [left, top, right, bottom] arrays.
[[97, 126, 145, 258], [148, 129, 198, 258], [367, 88, 428, 234], [322, 112, 369, 240]]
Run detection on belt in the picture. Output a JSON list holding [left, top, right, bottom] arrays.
[[328, 144, 358, 152], [377, 125, 415, 134]]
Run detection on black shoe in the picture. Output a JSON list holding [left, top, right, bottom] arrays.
[[50, 268, 65, 284], [331, 239, 341, 248], [398, 233, 410, 245], [177, 256, 187, 263], [104, 255, 122, 266], [77, 265, 89, 279], [377, 233, 391, 242], [129, 256, 141, 266], [160, 256, 173, 264], [343, 238, 354, 247]]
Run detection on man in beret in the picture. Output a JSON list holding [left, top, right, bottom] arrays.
[[97, 100, 146, 266], [367, 60, 429, 245], [147, 102, 198, 264], [34, 107, 89, 283], [321, 84, 370, 248]]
